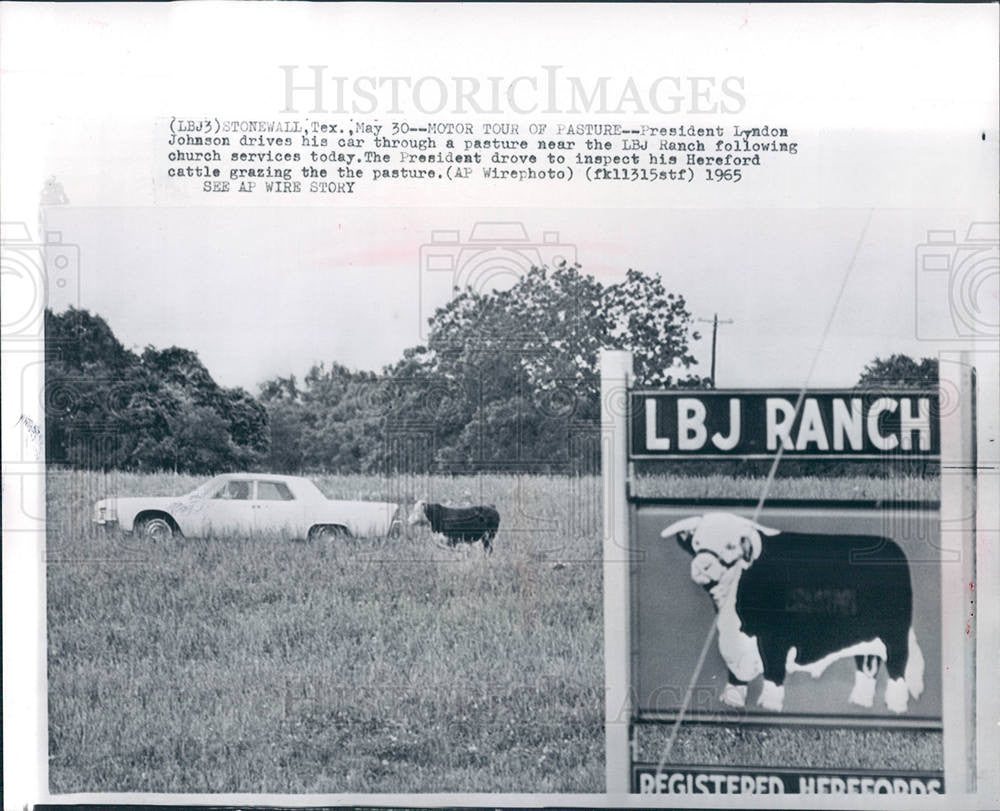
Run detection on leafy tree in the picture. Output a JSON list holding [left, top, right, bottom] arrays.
[[141, 347, 216, 400], [45, 308, 268, 472], [165, 403, 235, 474], [258, 375, 307, 472], [216, 387, 269, 456], [857, 354, 938, 389], [423, 264, 703, 393], [385, 262, 705, 470], [45, 306, 136, 371], [259, 363, 392, 473]]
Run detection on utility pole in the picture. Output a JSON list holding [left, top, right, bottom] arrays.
[[698, 313, 733, 386]]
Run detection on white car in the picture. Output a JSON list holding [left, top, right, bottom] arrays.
[[93, 473, 403, 542]]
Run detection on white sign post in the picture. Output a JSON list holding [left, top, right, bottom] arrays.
[[601, 349, 633, 795], [939, 354, 978, 794]]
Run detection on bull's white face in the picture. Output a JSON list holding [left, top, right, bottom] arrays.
[[408, 500, 428, 526], [661, 512, 779, 587]]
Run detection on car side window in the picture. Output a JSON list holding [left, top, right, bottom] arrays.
[[212, 480, 252, 500], [256, 481, 294, 501]]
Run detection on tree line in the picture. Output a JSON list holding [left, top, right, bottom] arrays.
[[44, 262, 937, 475], [45, 308, 268, 473]]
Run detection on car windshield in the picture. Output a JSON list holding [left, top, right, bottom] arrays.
[[214, 480, 252, 500], [188, 476, 229, 498]]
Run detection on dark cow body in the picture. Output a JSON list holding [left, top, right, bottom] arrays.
[[731, 532, 913, 686], [413, 501, 500, 553], [664, 512, 924, 713]]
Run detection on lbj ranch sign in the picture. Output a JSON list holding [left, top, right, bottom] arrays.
[[601, 351, 977, 796], [632, 390, 939, 459]]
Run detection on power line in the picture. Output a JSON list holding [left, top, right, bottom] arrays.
[[697, 313, 734, 385]]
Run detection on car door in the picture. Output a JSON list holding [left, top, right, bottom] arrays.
[[252, 480, 304, 538], [198, 478, 255, 537]]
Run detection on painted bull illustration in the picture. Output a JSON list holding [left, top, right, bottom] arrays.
[[661, 512, 925, 714]]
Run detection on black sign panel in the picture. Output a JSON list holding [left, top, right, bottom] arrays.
[[632, 503, 942, 726], [630, 390, 940, 459], [632, 764, 944, 795]]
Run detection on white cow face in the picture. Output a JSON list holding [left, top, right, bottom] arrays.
[[661, 512, 780, 586], [408, 499, 428, 526]]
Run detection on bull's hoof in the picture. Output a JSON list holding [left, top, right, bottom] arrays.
[[848, 670, 876, 708], [905, 628, 925, 699], [720, 683, 747, 708], [757, 680, 785, 712], [885, 677, 909, 714]]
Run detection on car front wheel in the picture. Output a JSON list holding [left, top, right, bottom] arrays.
[[135, 515, 175, 541]]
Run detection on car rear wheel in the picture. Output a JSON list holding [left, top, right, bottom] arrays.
[[135, 515, 175, 541]]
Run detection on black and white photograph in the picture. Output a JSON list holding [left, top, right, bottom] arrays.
[[1, 3, 997, 807]]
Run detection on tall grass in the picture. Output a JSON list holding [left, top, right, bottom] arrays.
[[47, 472, 605, 793]]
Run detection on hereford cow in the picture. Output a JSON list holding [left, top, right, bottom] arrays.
[[660, 512, 925, 714], [408, 500, 500, 554]]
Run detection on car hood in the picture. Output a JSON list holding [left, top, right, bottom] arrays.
[[93, 494, 196, 530], [97, 495, 193, 511]]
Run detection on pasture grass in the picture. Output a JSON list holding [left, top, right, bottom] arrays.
[[47, 471, 605, 793], [637, 725, 941, 772], [47, 470, 939, 793]]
